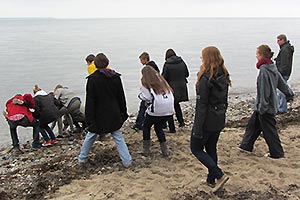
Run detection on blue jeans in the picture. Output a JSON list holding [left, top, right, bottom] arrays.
[[40, 123, 56, 142], [78, 129, 132, 167], [190, 131, 223, 184], [277, 75, 289, 113]]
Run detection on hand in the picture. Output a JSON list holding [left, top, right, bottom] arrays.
[[2, 111, 8, 118], [12, 98, 24, 105], [288, 100, 293, 105]]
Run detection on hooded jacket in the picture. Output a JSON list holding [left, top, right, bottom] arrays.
[[256, 63, 294, 115], [34, 90, 60, 124], [85, 69, 128, 134], [162, 55, 189, 102], [275, 41, 294, 77], [192, 67, 229, 139], [6, 94, 35, 122]]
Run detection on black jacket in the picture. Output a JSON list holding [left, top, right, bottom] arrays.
[[85, 69, 128, 134], [275, 41, 294, 77], [147, 61, 160, 73], [162, 55, 189, 102], [191, 67, 229, 139], [34, 94, 59, 125]]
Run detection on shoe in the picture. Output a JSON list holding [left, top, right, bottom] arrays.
[[51, 139, 58, 144], [206, 181, 216, 188], [32, 143, 42, 149], [132, 126, 142, 132], [42, 141, 52, 147], [238, 147, 252, 154], [167, 130, 176, 133], [212, 175, 229, 193], [179, 122, 185, 127]]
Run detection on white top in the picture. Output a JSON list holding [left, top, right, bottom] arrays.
[[138, 86, 174, 116]]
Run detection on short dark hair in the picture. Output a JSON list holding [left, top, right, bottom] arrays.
[[139, 52, 150, 61], [277, 34, 287, 42], [165, 49, 176, 60], [85, 54, 95, 63], [94, 53, 109, 69]]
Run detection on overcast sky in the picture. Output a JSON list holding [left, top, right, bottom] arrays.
[[0, 0, 299, 18]]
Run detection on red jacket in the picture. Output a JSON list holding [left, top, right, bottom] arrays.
[[6, 94, 35, 122]]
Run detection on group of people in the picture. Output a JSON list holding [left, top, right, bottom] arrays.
[[4, 34, 294, 193], [4, 84, 85, 152]]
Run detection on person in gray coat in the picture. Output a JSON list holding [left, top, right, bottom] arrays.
[[239, 44, 294, 159], [162, 49, 189, 132], [275, 34, 294, 113]]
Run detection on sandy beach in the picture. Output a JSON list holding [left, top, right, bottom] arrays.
[[1, 93, 300, 200]]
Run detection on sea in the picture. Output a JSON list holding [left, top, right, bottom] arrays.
[[0, 18, 300, 148]]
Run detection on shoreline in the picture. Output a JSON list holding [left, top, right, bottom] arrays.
[[0, 89, 300, 199]]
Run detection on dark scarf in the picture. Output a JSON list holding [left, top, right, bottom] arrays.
[[256, 58, 273, 69], [98, 68, 120, 77]]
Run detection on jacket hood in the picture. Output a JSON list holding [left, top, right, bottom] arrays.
[[261, 63, 278, 76], [34, 90, 48, 97], [165, 55, 183, 64], [204, 66, 229, 90], [92, 68, 121, 78], [281, 41, 295, 53]]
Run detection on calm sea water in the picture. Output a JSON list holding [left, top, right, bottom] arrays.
[[0, 18, 299, 148]]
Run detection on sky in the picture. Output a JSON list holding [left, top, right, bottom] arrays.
[[0, 0, 299, 18]]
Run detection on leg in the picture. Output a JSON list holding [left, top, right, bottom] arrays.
[[44, 125, 56, 140], [111, 129, 132, 167], [190, 135, 224, 182], [174, 102, 184, 125], [259, 114, 284, 158], [142, 114, 154, 141], [8, 120, 20, 149], [277, 76, 289, 114], [167, 116, 176, 133], [78, 132, 97, 163], [134, 100, 147, 129], [239, 111, 262, 152], [153, 116, 167, 143], [205, 131, 221, 184]]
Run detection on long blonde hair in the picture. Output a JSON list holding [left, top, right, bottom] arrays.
[[141, 65, 172, 94], [196, 46, 231, 87]]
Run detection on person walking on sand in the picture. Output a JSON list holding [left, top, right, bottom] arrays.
[[78, 53, 132, 167], [4, 93, 41, 154], [132, 52, 160, 131], [162, 49, 189, 133], [190, 46, 230, 192], [275, 34, 294, 114], [239, 45, 294, 159], [138, 66, 174, 157]]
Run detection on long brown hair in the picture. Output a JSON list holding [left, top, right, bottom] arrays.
[[141, 65, 172, 94], [257, 45, 274, 59], [196, 46, 231, 87]]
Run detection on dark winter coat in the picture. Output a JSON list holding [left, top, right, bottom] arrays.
[[147, 61, 160, 73], [85, 69, 128, 134], [191, 67, 229, 139], [275, 41, 294, 77], [34, 92, 60, 125], [162, 55, 189, 102]]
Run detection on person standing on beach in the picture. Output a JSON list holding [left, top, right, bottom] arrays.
[[239, 45, 294, 159], [4, 93, 41, 154], [190, 46, 230, 192], [275, 34, 294, 114], [162, 49, 189, 133], [138, 66, 174, 157], [78, 53, 132, 168], [132, 52, 160, 131]]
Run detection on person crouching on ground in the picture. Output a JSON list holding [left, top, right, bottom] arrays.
[[78, 53, 132, 168], [239, 45, 294, 159], [4, 93, 41, 154], [138, 65, 174, 157], [33, 85, 59, 147], [190, 46, 231, 193]]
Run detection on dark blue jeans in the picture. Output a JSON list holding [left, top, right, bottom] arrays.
[[8, 117, 40, 148], [40, 123, 56, 142], [143, 114, 171, 143], [190, 131, 223, 184], [134, 100, 147, 129]]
